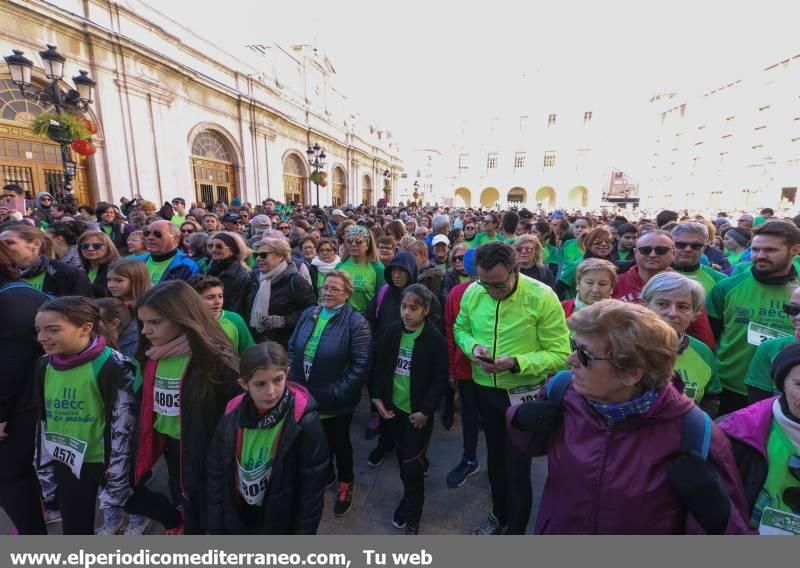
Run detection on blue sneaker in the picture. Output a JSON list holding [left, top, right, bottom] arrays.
[[446, 458, 479, 488]]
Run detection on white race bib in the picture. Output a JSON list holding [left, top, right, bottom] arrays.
[[747, 322, 790, 347], [44, 431, 86, 478], [238, 460, 271, 506], [758, 506, 800, 535], [154, 376, 181, 416], [395, 353, 412, 377], [507, 384, 538, 406]]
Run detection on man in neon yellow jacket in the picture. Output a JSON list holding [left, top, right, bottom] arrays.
[[454, 241, 570, 535]]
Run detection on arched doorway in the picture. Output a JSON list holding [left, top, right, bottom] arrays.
[[282, 153, 307, 205], [0, 78, 95, 205], [362, 174, 372, 205], [568, 186, 588, 208], [332, 166, 346, 207], [191, 130, 238, 205], [480, 187, 499, 208], [454, 187, 471, 207], [507, 187, 527, 205], [535, 186, 556, 209]]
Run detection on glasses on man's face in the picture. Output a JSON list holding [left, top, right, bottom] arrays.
[[482, 219, 493, 225], [452, 255, 465, 262], [143, 230, 164, 239], [570, 337, 613, 368], [636, 246, 673, 256], [674, 241, 705, 251], [783, 303, 800, 317], [322, 285, 345, 294], [378, 247, 394, 253], [477, 272, 513, 291], [79, 242, 104, 251]]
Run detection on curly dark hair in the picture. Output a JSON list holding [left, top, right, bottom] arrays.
[[475, 241, 517, 273]]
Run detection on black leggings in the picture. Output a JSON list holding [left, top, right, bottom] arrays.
[[54, 462, 105, 535], [124, 436, 183, 532], [322, 413, 354, 483], [388, 411, 434, 526], [0, 408, 45, 534]]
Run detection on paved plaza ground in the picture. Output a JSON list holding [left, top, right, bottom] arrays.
[[1, 394, 547, 535]]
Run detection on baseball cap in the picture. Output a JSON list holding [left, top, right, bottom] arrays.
[[221, 212, 241, 223], [331, 209, 345, 218], [432, 234, 450, 246]]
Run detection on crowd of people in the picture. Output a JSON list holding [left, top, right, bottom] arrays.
[[1, 183, 799, 536]]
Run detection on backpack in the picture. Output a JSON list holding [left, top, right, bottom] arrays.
[[545, 371, 712, 460], [0, 281, 54, 300], [374, 283, 390, 319]]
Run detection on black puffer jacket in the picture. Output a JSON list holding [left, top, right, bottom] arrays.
[[26, 256, 91, 298], [287, 305, 372, 415], [370, 321, 448, 418], [206, 383, 329, 534], [208, 260, 250, 317], [83, 261, 113, 298], [245, 262, 316, 347]]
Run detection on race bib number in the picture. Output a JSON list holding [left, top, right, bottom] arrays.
[[684, 383, 698, 401], [44, 432, 86, 478], [747, 322, 790, 347], [758, 507, 800, 535], [238, 460, 271, 506], [303, 356, 313, 380], [507, 384, 538, 406], [154, 376, 181, 416], [395, 353, 412, 377]]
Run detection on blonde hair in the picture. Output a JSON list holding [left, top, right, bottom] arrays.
[[576, 258, 618, 287], [254, 237, 291, 261], [513, 234, 543, 266], [324, 269, 354, 298], [567, 299, 677, 390], [77, 230, 120, 266]]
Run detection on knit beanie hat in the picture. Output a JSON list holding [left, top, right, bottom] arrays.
[[212, 232, 241, 258], [770, 341, 800, 392]]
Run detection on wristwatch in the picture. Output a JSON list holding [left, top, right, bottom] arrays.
[[510, 358, 521, 374]]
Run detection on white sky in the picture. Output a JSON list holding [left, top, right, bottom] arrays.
[[157, 0, 799, 155]]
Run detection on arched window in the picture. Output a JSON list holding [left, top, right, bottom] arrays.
[[362, 174, 372, 205], [332, 166, 346, 207], [283, 153, 306, 205], [190, 130, 237, 205]]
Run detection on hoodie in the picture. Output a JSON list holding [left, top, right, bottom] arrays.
[[365, 251, 442, 338], [33, 192, 54, 225]]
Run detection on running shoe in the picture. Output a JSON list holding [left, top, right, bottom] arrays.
[[471, 513, 506, 535], [334, 482, 354, 517], [392, 503, 406, 529], [446, 458, 480, 488], [123, 515, 151, 536]]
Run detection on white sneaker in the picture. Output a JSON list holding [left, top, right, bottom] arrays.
[[123, 515, 151, 536], [95, 515, 126, 536]]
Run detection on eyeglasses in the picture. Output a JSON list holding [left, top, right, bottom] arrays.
[[256, 252, 273, 260], [517, 247, 534, 253], [465, 226, 475, 231], [211, 243, 229, 250], [636, 246, 673, 256], [40, 197, 53, 202], [591, 240, 613, 247], [453, 255, 465, 262], [279, 225, 290, 231], [318, 248, 335, 254], [79, 242, 104, 251], [477, 272, 513, 291], [571, 337, 613, 368], [783, 303, 800, 317], [321, 285, 346, 294], [181, 229, 195, 234], [482, 220, 493, 225], [143, 230, 164, 239], [674, 241, 705, 251], [347, 238, 367, 246]]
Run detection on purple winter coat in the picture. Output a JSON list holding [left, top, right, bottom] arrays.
[[506, 381, 754, 534]]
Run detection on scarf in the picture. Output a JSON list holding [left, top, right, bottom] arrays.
[[676, 333, 690, 355], [19, 255, 49, 279], [250, 261, 290, 332], [752, 265, 798, 286], [574, 297, 589, 312], [240, 386, 292, 430], [773, 398, 800, 452], [207, 256, 235, 277], [311, 255, 341, 275], [50, 336, 107, 371], [145, 334, 191, 360], [588, 388, 659, 424]]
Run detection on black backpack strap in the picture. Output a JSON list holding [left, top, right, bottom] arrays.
[[545, 371, 573, 403], [681, 405, 712, 460]]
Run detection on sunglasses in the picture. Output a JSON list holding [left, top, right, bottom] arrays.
[[571, 337, 613, 368], [79, 242, 104, 251], [477, 273, 513, 291], [279, 225, 290, 230], [453, 255, 465, 262], [674, 241, 705, 251], [40, 197, 53, 202], [465, 226, 475, 231], [783, 303, 800, 317], [347, 238, 367, 246], [181, 229, 195, 234], [143, 230, 164, 239], [256, 252, 272, 260], [636, 246, 673, 256], [591, 240, 613, 247]]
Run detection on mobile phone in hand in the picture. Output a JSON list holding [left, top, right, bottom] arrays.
[[475, 355, 495, 364]]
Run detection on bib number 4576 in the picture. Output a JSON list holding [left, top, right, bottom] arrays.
[[52, 446, 76, 467]]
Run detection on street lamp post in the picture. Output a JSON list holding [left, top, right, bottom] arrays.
[[4, 45, 96, 202], [306, 142, 326, 207]]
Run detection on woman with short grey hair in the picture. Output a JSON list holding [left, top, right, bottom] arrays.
[[643, 272, 721, 416]]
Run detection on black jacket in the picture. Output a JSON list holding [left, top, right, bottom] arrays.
[[287, 305, 372, 415], [245, 263, 316, 347], [100, 222, 132, 255], [83, 261, 112, 298], [208, 260, 250, 317], [33, 257, 91, 298], [206, 384, 329, 534], [440, 268, 468, 307], [370, 321, 448, 418], [365, 252, 442, 339], [520, 264, 555, 289]]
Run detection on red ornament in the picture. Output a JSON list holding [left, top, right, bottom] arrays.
[[82, 119, 98, 135], [320, 181, 328, 187], [71, 139, 96, 156]]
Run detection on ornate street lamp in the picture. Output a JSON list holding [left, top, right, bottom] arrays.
[[306, 142, 326, 206], [4, 45, 96, 201]]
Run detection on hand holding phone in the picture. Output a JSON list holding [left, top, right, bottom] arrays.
[[475, 355, 495, 364]]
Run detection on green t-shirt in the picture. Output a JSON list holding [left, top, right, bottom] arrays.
[[337, 258, 384, 313], [101, 224, 113, 236], [458, 274, 471, 284], [24, 272, 45, 291], [744, 335, 795, 395], [315, 271, 326, 298], [542, 243, 559, 266], [560, 239, 584, 268], [725, 249, 746, 266], [87, 268, 98, 283], [674, 336, 720, 402], [219, 310, 255, 355], [238, 416, 286, 506], [152, 354, 190, 440], [751, 418, 800, 529], [732, 257, 800, 277], [392, 325, 424, 414], [303, 310, 335, 380], [707, 271, 799, 394], [617, 248, 632, 261], [170, 214, 186, 226], [44, 349, 111, 474], [754, 216, 767, 227], [675, 265, 727, 296], [145, 256, 173, 285], [472, 231, 503, 247]]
